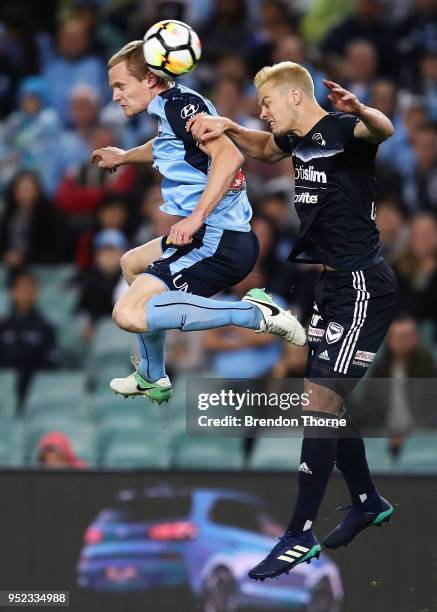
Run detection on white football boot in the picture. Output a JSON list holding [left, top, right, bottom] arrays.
[[110, 367, 172, 405], [243, 288, 307, 346]]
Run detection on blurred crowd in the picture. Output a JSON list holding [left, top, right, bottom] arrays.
[[1, 0, 437, 457]]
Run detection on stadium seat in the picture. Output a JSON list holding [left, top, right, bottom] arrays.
[[0, 370, 18, 418], [172, 435, 244, 469], [23, 395, 92, 420], [0, 290, 8, 317], [362, 437, 401, 474], [102, 435, 170, 469], [37, 286, 79, 330], [30, 265, 76, 288], [0, 264, 7, 287], [0, 418, 24, 467], [24, 371, 89, 407], [92, 318, 137, 361], [248, 434, 303, 470], [396, 433, 437, 473], [56, 316, 87, 368], [98, 413, 169, 455], [91, 392, 149, 420], [90, 359, 132, 392]]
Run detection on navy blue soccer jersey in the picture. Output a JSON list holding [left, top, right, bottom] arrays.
[[274, 112, 383, 271], [147, 83, 252, 232]]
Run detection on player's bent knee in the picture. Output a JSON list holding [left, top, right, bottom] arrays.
[[112, 302, 137, 331], [112, 302, 127, 330]]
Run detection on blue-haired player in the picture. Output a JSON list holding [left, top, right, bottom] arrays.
[[91, 41, 306, 404]]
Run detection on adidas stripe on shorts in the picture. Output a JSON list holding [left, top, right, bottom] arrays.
[[306, 261, 399, 397]]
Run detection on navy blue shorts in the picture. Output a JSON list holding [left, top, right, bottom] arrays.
[[145, 225, 259, 298], [306, 261, 399, 397]]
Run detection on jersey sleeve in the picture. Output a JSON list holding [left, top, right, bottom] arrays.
[[337, 113, 360, 146], [164, 94, 211, 145], [274, 133, 292, 153]]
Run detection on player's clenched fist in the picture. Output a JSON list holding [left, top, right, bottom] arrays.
[[91, 146, 126, 172], [186, 114, 230, 144], [323, 79, 364, 115]]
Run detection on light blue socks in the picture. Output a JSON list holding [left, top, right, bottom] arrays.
[[136, 331, 166, 382], [146, 291, 263, 332]]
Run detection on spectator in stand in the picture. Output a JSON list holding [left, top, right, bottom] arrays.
[[402, 126, 437, 213], [200, 0, 249, 63], [341, 39, 379, 105], [212, 77, 261, 129], [369, 316, 437, 456], [300, 0, 353, 47], [214, 53, 252, 90], [320, 0, 396, 77], [414, 45, 437, 123], [0, 76, 61, 191], [271, 35, 329, 107], [75, 229, 126, 342], [132, 182, 165, 246], [37, 432, 86, 469], [374, 101, 428, 202], [396, 0, 437, 86], [0, 23, 20, 119], [1, 2, 52, 79], [369, 80, 415, 175], [0, 171, 65, 269], [247, 0, 298, 75], [394, 213, 437, 320], [75, 194, 131, 270], [0, 270, 60, 407], [42, 18, 107, 123], [55, 121, 137, 221], [375, 197, 409, 264], [44, 85, 98, 195]]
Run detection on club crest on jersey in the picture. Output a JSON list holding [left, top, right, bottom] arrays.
[[326, 322, 344, 344], [230, 168, 245, 191], [180, 103, 200, 119], [312, 132, 326, 146]]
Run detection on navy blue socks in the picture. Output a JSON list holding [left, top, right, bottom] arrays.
[[335, 416, 378, 508], [287, 411, 339, 534]]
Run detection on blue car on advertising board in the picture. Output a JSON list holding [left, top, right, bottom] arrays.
[[78, 485, 343, 611]]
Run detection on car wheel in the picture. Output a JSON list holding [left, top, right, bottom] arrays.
[[305, 577, 339, 612], [201, 566, 238, 612]]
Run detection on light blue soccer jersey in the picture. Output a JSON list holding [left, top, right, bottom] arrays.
[[147, 83, 252, 232]]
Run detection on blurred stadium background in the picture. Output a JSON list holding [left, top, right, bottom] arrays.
[[0, 0, 436, 475]]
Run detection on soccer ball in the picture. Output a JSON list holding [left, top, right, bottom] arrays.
[[143, 20, 202, 79]]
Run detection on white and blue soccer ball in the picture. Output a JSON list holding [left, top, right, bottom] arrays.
[[143, 20, 202, 79]]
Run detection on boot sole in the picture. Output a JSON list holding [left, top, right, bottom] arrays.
[[112, 389, 172, 405]]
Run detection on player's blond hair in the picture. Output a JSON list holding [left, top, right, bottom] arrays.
[[108, 40, 168, 85], [254, 61, 314, 97]]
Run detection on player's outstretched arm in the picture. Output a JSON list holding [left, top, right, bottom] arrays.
[[323, 80, 394, 143], [91, 139, 155, 171], [167, 135, 244, 246], [187, 114, 288, 163]]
